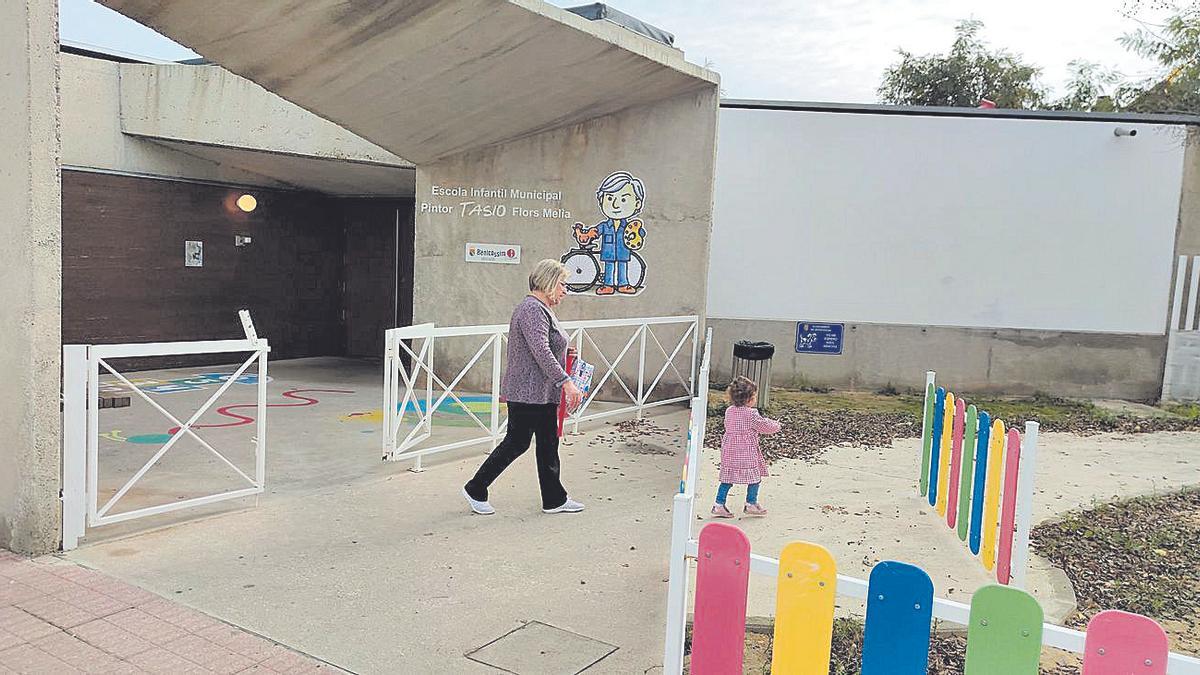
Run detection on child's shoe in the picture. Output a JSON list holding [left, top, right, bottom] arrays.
[[711, 504, 734, 518], [744, 503, 768, 517]]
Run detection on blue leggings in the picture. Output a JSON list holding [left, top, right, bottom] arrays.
[[716, 482, 760, 505]]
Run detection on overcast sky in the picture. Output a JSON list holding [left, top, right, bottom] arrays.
[[61, 0, 1169, 103]]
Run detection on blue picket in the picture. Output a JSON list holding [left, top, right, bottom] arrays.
[[968, 411, 991, 555], [862, 561, 934, 675], [928, 387, 946, 506]]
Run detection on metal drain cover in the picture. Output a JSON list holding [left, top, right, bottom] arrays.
[[466, 621, 618, 674]]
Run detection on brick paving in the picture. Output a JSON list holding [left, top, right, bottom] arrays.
[[0, 550, 344, 674]]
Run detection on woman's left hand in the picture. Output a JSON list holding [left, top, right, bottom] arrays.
[[564, 380, 585, 411]]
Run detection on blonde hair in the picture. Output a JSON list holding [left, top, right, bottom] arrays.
[[529, 259, 567, 293], [727, 376, 758, 407]]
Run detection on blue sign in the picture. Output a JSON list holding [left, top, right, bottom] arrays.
[[795, 322, 844, 355]]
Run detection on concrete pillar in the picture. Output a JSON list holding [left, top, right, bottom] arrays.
[[0, 0, 62, 553], [1175, 128, 1200, 255]]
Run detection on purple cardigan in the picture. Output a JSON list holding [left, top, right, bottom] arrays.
[[501, 295, 570, 404]]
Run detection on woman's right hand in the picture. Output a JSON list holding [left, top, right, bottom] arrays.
[[564, 380, 585, 411]]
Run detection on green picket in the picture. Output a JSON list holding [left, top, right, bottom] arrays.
[[964, 585, 1044, 675], [919, 381, 935, 495], [957, 404, 978, 540]]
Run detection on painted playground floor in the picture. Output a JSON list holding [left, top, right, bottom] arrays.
[[83, 356, 630, 540], [62, 358, 1200, 672]]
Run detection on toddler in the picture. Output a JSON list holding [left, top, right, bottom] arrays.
[[713, 376, 781, 518]]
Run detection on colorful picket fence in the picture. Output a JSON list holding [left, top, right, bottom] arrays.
[[690, 523, 1179, 675], [919, 371, 1039, 587]]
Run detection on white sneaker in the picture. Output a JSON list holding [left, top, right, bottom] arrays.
[[462, 487, 495, 515], [543, 497, 585, 514]]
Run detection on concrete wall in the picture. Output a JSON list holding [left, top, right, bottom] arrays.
[[1163, 331, 1200, 400], [0, 0, 62, 553], [710, 318, 1166, 400], [411, 88, 719, 395], [61, 53, 414, 195], [119, 63, 408, 167], [60, 53, 287, 187]]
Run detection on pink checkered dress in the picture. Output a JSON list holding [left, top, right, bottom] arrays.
[[718, 406, 782, 484]]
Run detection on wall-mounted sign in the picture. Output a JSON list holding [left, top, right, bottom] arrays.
[[185, 240, 203, 267], [796, 322, 844, 355], [465, 243, 520, 264]]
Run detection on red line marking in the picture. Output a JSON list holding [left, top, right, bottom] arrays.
[[167, 388, 354, 435]]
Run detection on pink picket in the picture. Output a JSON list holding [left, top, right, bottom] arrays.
[[690, 523, 751, 674], [947, 398, 966, 528], [1082, 610, 1169, 675], [995, 427, 1022, 584]]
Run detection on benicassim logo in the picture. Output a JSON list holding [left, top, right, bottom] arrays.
[[469, 247, 477, 256]]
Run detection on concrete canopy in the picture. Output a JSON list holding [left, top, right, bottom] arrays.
[[149, 140, 417, 195], [117, 62, 415, 195], [97, 0, 719, 164]]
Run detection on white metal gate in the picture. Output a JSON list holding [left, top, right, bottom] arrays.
[[382, 316, 699, 470], [61, 312, 270, 550], [1164, 255, 1200, 400]]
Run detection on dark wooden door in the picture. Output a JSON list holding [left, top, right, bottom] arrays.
[[341, 199, 414, 358]]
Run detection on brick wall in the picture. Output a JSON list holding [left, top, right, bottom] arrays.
[[62, 171, 346, 367]]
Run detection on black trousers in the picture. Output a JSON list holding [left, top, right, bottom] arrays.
[[464, 401, 568, 509]]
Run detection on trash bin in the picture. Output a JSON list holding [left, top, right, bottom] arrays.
[[731, 340, 775, 407]]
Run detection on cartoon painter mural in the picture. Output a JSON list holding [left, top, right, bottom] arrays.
[[562, 170, 647, 296]]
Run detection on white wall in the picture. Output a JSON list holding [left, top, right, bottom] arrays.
[[709, 108, 1187, 334]]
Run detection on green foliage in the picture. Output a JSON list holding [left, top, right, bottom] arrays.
[[1117, 4, 1200, 113], [878, 10, 1200, 114], [1048, 60, 1122, 111], [1162, 401, 1200, 418], [878, 20, 1047, 109]]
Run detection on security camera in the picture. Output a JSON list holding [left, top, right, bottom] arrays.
[[1114, 127, 1137, 137]]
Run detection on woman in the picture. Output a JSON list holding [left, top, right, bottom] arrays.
[[462, 259, 586, 515]]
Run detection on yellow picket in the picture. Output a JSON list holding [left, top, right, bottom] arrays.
[[936, 393, 955, 517], [981, 418, 1006, 571], [771, 541, 837, 674]]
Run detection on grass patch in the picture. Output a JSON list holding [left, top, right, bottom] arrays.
[[965, 392, 1116, 430], [765, 389, 924, 416], [1162, 402, 1200, 419]]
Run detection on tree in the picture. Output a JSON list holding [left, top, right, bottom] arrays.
[[1049, 60, 1122, 112], [878, 20, 1047, 109], [1117, 4, 1200, 113]]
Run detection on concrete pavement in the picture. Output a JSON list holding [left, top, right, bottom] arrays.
[[69, 408, 692, 674]]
